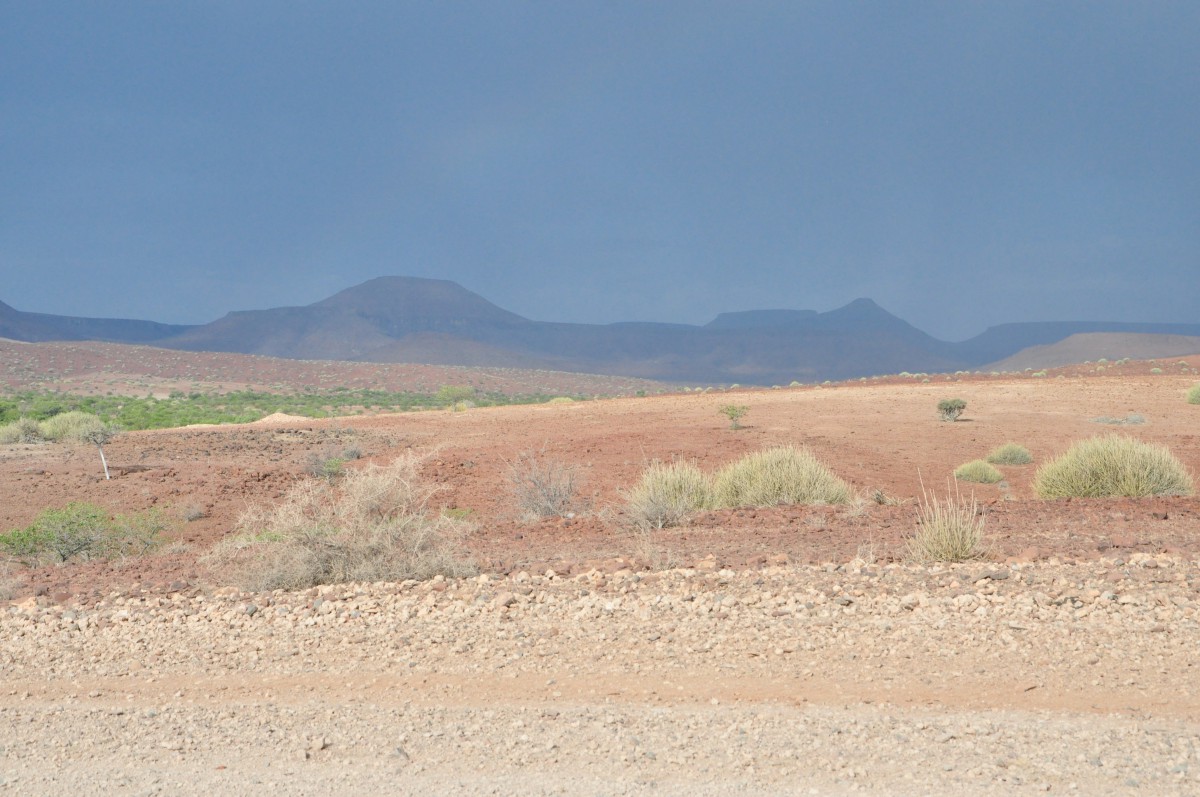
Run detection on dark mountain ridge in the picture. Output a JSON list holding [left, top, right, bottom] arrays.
[[2, 277, 1197, 384]]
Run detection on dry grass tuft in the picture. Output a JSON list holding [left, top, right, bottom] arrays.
[[711, 445, 851, 508], [206, 452, 476, 591], [953, 459, 1005, 484], [1034, 435, 1194, 499], [624, 460, 712, 530], [906, 481, 987, 564], [985, 443, 1033, 466]]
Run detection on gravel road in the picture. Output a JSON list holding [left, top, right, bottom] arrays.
[[2, 555, 1198, 795]]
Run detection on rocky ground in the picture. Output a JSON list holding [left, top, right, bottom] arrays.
[[3, 554, 1198, 795], [2, 352, 1199, 793]]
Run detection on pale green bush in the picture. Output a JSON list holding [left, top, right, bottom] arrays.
[[0, 417, 43, 444], [1034, 435, 1194, 499], [0, 503, 166, 565], [953, 460, 1004, 484], [38, 411, 106, 441], [1188, 383, 1200, 405], [937, 398, 966, 422], [985, 443, 1033, 466], [624, 461, 712, 530], [906, 483, 986, 564], [711, 446, 850, 508]]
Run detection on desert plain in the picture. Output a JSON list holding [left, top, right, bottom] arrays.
[[1, 348, 1200, 795]]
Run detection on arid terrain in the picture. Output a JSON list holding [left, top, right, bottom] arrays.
[[2, 351, 1200, 794]]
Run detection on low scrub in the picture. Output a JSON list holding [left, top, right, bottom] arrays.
[[0, 417, 43, 444], [1034, 435, 1194, 499], [986, 443, 1033, 466], [1090, 414, 1146, 426], [0, 503, 167, 565], [207, 453, 476, 591], [711, 446, 851, 508], [937, 398, 966, 422], [906, 483, 986, 564], [624, 460, 712, 530], [507, 450, 579, 520], [953, 459, 1004, 484], [39, 410, 107, 441], [1188, 384, 1200, 405]]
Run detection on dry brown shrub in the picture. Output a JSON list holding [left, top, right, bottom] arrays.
[[206, 452, 476, 591], [506, 450, 579, 520]]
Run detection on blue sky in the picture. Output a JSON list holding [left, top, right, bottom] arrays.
[[2, 2, 1197, 340]]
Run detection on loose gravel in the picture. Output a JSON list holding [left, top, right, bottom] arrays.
[[2, 554, 1199, 795]]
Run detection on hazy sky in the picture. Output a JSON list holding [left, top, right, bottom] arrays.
[[3, 2, 1197, 340]]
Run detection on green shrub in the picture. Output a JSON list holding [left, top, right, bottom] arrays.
[[435, 385, 476, 405], [985, 443, 1033, 466], [547, 396, 575, 404], [906, 483, 986, 563], [304, 449, 346, 480], [1034, 435, 1194, 499], [0, 503, 166, 565], [0, 417, 43, 444], [38, 411, 105, 441], [718, 404, 749, 430], [1188, 384, 1200, 405], [206, 453, 476, 590], [624, 461, 712, 530], [953, 460, 1004, 484], [711, 446, 850, 508], [937, 398, 966, 422]]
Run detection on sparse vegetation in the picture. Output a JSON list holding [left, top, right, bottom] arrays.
[[1034, 435, 1195, 499], [79, 421, 119, 480], [718, 404, 749, 430], [0, 417, 42, 444], [624, 461, 712, 530], [953, 459, 1004, 484], [905, 482, 986, 564], [937, 398, 966, 422], [507, 450, 579, 520], [206, 453, 476, 591], [181, 504, 206, 522], [309, 456, 346, 480], [985, 443, 1033, 466], [0, 387, 576, 432], [0, 503, 167, 565], [39, 410, 107, 441], [711, 446, 851, 508], [870, 488, 903, 506], [1091, 414, 1146, 425], [1188, 384, 1200, 405]]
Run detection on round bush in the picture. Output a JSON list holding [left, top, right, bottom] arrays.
[[625, 461, 712, 530], [985, 443, 1033, 466], [953, 459, 1004, 484], [711, 446, 850, 508], [1188, 383, 1200, 405], [39, 411, 106, 442], [1034, 435, 1194, 499]]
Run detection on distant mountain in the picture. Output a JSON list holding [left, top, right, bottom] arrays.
[[0, 299, 192, 344], [985, 332, 1200, 371], [956, 321, 1200, 366], [1, 277, 1196, 384]]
